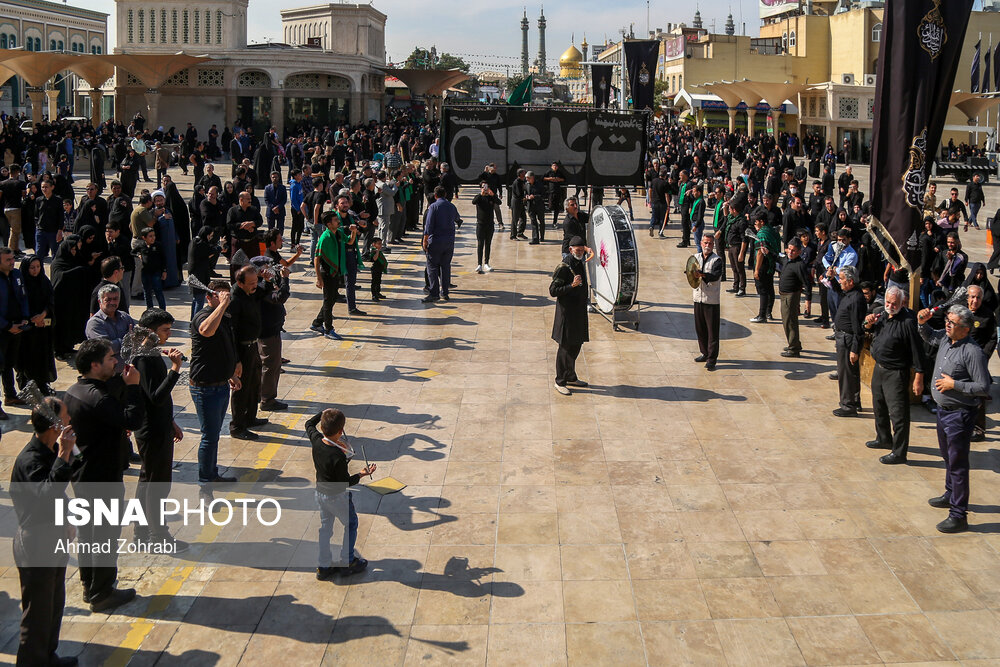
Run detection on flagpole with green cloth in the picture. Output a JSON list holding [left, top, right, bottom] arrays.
[[507, 74, 533, 105]]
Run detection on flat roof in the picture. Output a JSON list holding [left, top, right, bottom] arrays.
[[2, 0, 108, 22]]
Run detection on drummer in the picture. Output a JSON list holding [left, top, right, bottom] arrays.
[[692, 234, 723, 370]]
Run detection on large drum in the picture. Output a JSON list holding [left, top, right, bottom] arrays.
[[587, 205, 639, 314]]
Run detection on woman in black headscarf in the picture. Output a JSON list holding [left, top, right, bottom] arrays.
[[163, 175, 191, 269], [50, 235, 90, 360], [77, 225, 104, 288], [187, 225, 221, 319], [15, 256, 57, 395], [119, 148, 140, 199], [963, 261, 998, 314]]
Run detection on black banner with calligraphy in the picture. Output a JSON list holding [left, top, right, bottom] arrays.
[[869, 0, 974, 259], [440, 107, 648, 186], [591, 64, 614, 109], [624, 39, 660, 111]]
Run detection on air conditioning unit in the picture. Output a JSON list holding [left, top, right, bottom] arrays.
[[864, 74, 877, 86], [841, 73, 855, 85]]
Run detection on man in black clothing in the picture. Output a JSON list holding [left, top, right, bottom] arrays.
[[228, 265, 265, 440], [226, 191, 263, 281], [132, 309, 187, 549], [781, 196, 811, 245], [10, 397, 78, 667], [837, 166, 854, 208], [0, 247, 29, 418], [966, 284, 996, 442], [74, 182, 110, 233], [863, 287, 925, 464], [831, 265, 866, 417], [807, 181, 825, 218], [34, 181, 63, 259], [561, 198, 588, 260], [189, 280, 240, 484], [550, 236, 590, 395], [200, 186, 226, 237], [965, 173, 985, 230], [509, 170, 528, 240], [778, 238, 812, 357], [257, 257, 291, 412], [525, 172, 546, 244], [63, 338, 143, 612], [939, 188, 969, 226]]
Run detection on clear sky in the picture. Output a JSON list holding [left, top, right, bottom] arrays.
[[82, 0, 756, 71], [80, 0, 989, 73]]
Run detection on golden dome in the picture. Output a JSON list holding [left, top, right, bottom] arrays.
[[560, 44, 583, 64], [560, 44, 584, 79]]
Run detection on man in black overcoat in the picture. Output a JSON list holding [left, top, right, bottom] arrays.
[[550, 235, 590, 395]]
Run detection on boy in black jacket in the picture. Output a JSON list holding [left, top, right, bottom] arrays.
[[134, 227, 166, 309], [306, 408, 375, 580], [370, 237, 388, 301]]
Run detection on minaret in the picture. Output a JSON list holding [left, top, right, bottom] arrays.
[[581, 33, 589, 62], [693, 9, 703, 29], [521, 9, 530, 75], [725, 13, 735, 35], [537, 8, 547, 76]]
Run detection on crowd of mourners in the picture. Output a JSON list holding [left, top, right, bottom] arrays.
[[1, 105, 996, 663]]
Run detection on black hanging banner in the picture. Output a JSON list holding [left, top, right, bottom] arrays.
[[972, 39, 981, 93], [985, 46, 992, 93], [440, 107, 648, 186], [994, 43, 1000, 90], [591, 64, 614, 108], [869, 0, 974, 259], [623, 39, 660, 111]]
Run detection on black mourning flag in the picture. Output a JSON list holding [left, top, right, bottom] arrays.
[[985, 46, 992, 93], [994, 43, 1000, 90], [624, 40, 660, 110], [869, 0, 974, 263], [972, 39, 981, 93], [591, 64, 614, 108]]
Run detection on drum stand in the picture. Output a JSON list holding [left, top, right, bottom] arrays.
[[589, 298, 644, 331]]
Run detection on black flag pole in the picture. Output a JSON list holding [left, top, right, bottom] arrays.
[[869, 0, 975, 273]]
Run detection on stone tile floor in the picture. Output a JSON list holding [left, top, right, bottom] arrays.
[[0, 165, 997, 665]]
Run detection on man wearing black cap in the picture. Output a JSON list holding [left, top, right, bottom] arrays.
[[550, 236, 590, 395]]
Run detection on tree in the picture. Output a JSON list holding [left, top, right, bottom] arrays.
[[403, 47, 469, 72], [654, 78, 670, 99]]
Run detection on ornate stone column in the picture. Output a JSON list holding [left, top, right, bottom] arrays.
[[771, 108, 782, 136], [746, 108, 757, 136], [271, 88, 285, 138], [88, 90, 103, 127], [45, 89, 60, 121], [727, 108, 738, 133]]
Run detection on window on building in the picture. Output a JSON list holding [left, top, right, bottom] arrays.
[[216, 10, 223, 43], [149, 10, 155, 43], [49, 39, 55, 51], [7, 35, 14, 48], [1, 35, 6, 49], [33, 37, 40, 51], [128, 9, 134, 43], [193, 11, 199, 43], [204, 11, 210, 44], [789, 30, 796, 48], [172, 10, 178, 43], [138, 10, 144, 43], [872, 23, 882, 42], [182, 10, 189, 43], [161, 10, 166, 42]]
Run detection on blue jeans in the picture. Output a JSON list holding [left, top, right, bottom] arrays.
[[190, 384, 231, 482], [317, 490, 357, 567], [142, 272, 166, 309], [191, 291, 206, 321], [693, 223, 705, 247], [651, 202, 666, 231], [969, 201, 981, 228], [35, 231, 59, 258], [920, 277, 936, 308]]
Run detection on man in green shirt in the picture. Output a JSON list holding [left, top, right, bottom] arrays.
[[310, 200, 356, 340]]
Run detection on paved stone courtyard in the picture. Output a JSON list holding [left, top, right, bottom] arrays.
[[0, 166, 998, 665]]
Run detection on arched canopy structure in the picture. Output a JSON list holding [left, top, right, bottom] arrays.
[[383, 68, 469, 121]]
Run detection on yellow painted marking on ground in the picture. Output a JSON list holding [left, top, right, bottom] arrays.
[[414, 369, 439, 379], [339, 341, 354, 350], [441, 310, 459, 316], [324, 360, 341, 368], [303, 389, 317, 398], [104, 416, 299, 666]]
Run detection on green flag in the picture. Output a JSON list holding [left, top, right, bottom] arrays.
[[507, 75, 533, 105]]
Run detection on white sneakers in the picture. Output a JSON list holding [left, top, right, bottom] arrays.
[[554, 383, 571, 395], [475, 265, 484, 274], [483, 264, 492, 272]]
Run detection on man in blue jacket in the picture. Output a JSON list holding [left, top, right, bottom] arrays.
[[422, 186, 458, 303], [264, 171, 287, 234], [0, 246, 29, 419]]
